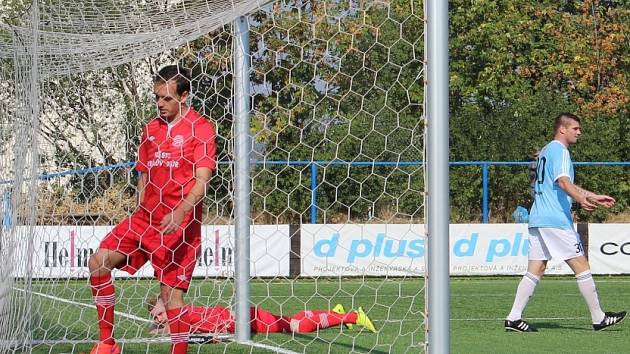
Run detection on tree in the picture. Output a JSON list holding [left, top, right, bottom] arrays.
[[449, 0, 630, 221], [183, 0, 424, 223]]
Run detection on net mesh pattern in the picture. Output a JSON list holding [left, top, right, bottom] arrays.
[[0, 0, 426, 353]]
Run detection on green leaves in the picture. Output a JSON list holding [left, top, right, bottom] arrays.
[[179, 0, 630, 222]]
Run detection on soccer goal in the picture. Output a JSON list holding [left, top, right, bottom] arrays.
[[0, 0, 448, 353]]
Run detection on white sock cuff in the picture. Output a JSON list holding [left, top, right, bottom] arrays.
[[575, 270, 593, 282], [94, 294, 115, 306], [524, 272, 540, 284]]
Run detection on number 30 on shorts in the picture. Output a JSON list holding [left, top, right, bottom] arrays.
[[574, 242, 584, 254]]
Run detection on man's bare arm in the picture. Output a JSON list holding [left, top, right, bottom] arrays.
[[137, 172, 148, 207], [556, 176, 615, 211], [160, 167, 212, 234]]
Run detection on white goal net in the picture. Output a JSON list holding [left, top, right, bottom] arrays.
[[0, 0, 427, 353]]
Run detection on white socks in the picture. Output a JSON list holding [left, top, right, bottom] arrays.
[[508, 270, 606, 324], [507, 272, 540, 321], [575, 270, 605, 324]]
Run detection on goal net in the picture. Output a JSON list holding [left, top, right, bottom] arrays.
[[0, 0, 426, 353]]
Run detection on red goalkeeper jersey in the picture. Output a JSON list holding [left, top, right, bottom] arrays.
[[184, 306, 355, 334], [187, 306, 282, 334], [188, 305, 234, 333], [136, 110, 216, 225]]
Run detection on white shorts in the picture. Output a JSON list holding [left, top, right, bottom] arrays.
[[528, 227, 584, 261]]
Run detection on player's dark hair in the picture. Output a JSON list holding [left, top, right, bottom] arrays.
[[553, 112, 580, 134], [154, 65, 191, 96]]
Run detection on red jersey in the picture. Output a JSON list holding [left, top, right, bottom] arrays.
[[188, 305, 234, 333], [136, 110, 216, 225], [184, 306, 346, 334]]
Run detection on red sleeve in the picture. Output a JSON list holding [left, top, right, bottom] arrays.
[[135, 126, 149, 173], [193, 120, 217, 170]]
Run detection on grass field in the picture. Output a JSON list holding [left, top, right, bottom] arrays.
[[9, 276, 630, 353]]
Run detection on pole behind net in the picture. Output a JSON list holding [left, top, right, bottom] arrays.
[[233, 15, 252, 343]]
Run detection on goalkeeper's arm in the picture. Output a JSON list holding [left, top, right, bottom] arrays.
[[137, 172, 147, 207]]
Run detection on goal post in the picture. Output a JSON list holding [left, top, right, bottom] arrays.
[[0, 0, 449, 353], [233, 14, 252, 343], [426, 0, 450, 353]]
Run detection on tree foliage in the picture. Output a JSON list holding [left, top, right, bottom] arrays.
[[450, 0, 630, 222], [183, 0, 424, 223], [6, 0, 630, 223]]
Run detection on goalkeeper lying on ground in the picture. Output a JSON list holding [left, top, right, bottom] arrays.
[[147, 296, 377, 334]]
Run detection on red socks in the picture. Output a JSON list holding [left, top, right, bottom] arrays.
[[90, 274, 116, 344], [167, 307, 191, 354], [90, 273, 191, 354]]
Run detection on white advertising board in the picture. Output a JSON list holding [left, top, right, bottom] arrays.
[[11, 225, 290, 278], [300, 224, 573, 276], [588, 224, 630, 274], [300, 224, 425, 276], [10, 223, 599, 278], [448, 224, 571, 275]]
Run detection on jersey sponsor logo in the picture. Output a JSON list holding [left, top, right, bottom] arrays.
[[173, 135, 184, 147], [148, 135, 156, 142], [147, 151, 180, 168], [177, 274, 189, 281]]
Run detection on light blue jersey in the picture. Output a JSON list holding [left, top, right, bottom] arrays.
[[529, 140, 574, 230]]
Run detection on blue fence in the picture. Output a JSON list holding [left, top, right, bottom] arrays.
[[4, 160, 630, 224], [471, 161, 630, 223]]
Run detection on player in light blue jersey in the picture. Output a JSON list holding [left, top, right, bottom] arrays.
[[505, 113, 625, 333], [528, 140, 576, 229]]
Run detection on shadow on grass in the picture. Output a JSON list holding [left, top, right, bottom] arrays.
[[285, 332, 390, 354], [532, 322, 591, 331]]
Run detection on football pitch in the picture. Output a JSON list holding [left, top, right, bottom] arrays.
[[13, 276, 630, 353]]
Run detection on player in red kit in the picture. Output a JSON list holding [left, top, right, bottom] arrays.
[[88, 65, 216, 354], [147, 297, 377, 335]]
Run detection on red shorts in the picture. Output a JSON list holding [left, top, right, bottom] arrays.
[[99, 208, 201, 290]]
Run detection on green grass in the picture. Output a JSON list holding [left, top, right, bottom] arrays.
[[451, 276, 630, 354], [8, 276, 630, 353]]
